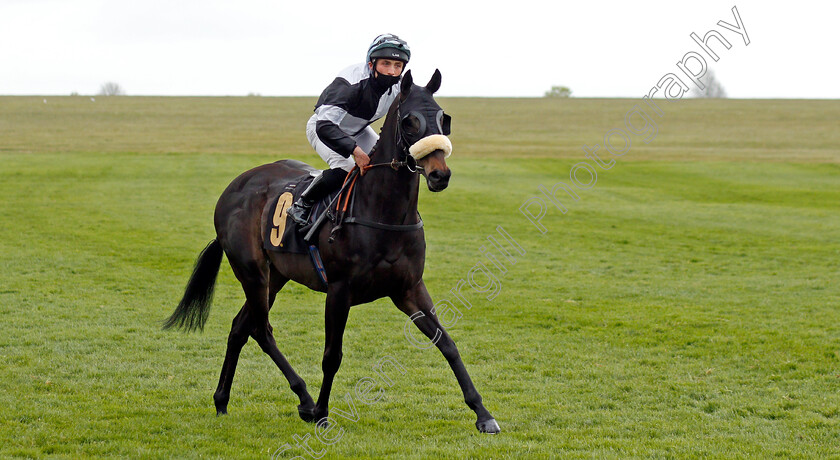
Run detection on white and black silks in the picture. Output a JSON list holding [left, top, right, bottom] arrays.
[[312, 63, 401, 159]]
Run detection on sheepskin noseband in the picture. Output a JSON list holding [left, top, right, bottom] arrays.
[[408, 134, 452, 160]]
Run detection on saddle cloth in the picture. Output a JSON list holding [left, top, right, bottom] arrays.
[[262, 175, 338, 254]]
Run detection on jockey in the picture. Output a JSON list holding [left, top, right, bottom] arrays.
[[287, 33, 411, 226]]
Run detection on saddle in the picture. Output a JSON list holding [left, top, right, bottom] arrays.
[[262, 166, 422, 285], [262, 174, 340, 255]]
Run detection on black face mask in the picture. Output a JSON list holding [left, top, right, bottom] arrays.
[[372, 73, 400, 91]]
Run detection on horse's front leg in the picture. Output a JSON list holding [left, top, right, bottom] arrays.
[[392, 281, 500, 434], [313, 281, 351, 422]]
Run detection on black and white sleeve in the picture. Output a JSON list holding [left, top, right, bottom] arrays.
[[313, 78, 358, 158]]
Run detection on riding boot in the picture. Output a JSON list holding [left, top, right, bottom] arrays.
[[287, 168, 346, 226]]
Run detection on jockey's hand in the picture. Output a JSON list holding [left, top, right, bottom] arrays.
[[352, 147, 370, 172]]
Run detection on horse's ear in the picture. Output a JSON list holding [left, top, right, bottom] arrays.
[[426, 69, 442, 94], [400, 69, 413, 101]]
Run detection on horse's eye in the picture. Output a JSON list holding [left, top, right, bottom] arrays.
[[437, 110, 451, 136], [402, 115, 422, 135]]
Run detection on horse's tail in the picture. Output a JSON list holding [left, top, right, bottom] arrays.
[[163, 239, 224, 332]]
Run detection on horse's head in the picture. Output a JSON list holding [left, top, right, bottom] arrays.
[[397, 69, 452, 192]]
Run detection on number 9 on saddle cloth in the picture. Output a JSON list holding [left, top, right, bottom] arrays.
[[263, 174, 340, 255]]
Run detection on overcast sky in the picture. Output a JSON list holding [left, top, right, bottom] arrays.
[[1, 0, 837, 98]]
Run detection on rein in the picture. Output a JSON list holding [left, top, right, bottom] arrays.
[[361, 157, 417, 173], [327, 100, 423, 241], [361, 102, 421, 173]]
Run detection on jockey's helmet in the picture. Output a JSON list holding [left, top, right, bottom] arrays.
[[367, 34, 411, 64]]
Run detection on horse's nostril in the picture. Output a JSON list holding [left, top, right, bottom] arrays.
[[429, 170, 449, 182]]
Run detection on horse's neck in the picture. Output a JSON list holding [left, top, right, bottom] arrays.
[[353, 124, 420, 222]]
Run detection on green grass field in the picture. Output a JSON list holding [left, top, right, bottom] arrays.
[[1, 95, 839, 459]]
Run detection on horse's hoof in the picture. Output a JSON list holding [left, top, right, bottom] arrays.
[[216, 407, 228, 416], [476, 418, 500, 434], [298, 404, 316, 423]]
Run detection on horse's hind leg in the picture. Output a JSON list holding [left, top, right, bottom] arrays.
[[250, 270, 316, 421], [214, 261, 313, 418], [213, 301, 252, 415]]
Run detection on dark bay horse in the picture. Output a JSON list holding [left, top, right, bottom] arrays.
[[164, 70, 500, 434]]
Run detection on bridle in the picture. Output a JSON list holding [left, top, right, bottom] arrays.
[[361, 100, 421, 174], [324, 99, 428, 241]]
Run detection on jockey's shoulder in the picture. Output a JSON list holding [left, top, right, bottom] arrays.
[[335, 63, 370, 85]]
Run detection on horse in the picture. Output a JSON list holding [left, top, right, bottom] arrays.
[[164, 69, 500, 434]]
